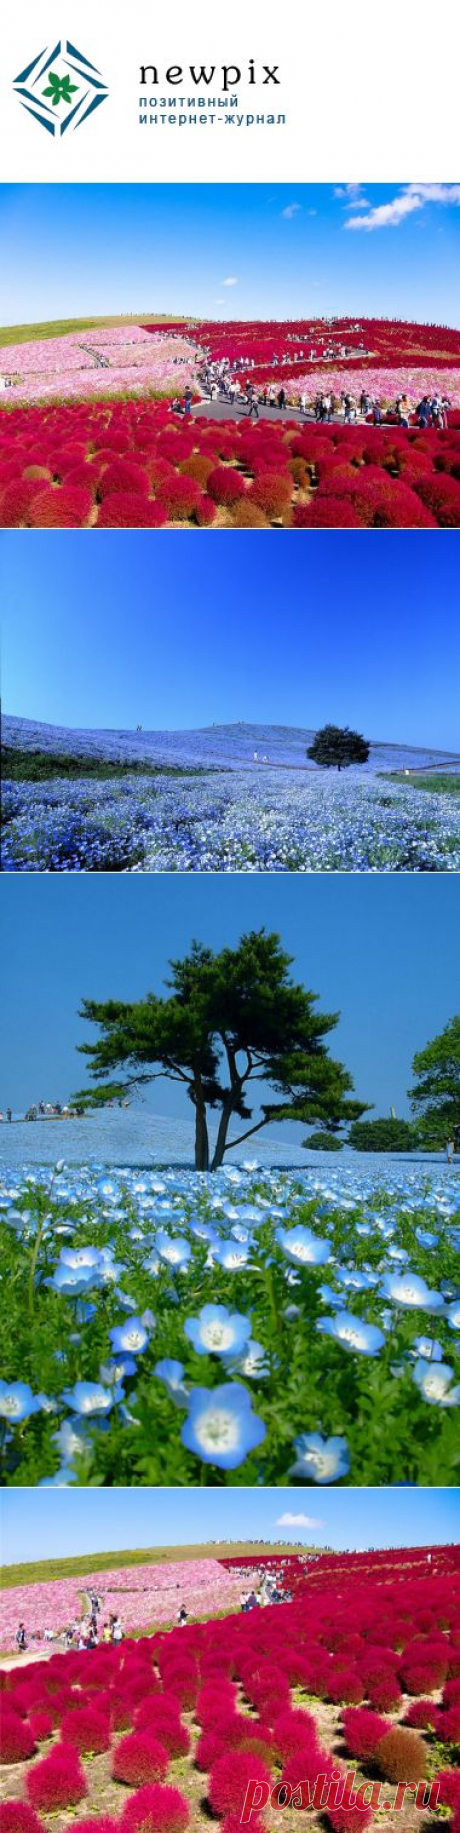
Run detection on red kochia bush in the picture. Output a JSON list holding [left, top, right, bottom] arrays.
[[327, 1669, 365, 1706], [374, 1726, 426, 1783], [342, 1707, 391, 1760], [120, 1783, 190, 1833], [366, 1675, 402, 1712], [0, 1713, 36, 1763], [28, 1709, 53, 1742], [135, 1702, 190, 1758], [206, 466, 247, 507], [0, 479, 44, 526], [29, 485, 93, 528], [434, 1769, 460, 1812], [293, 499, 361, 527], [272, 1708, 318, 1760], [415, 473, 460, 525], [71, 1819, 119, 1833], [27, 1744, 88, 1811], [111, 1732, 169, 1787], [97, 494, 167, 528], [326, 1808, 373, 1833], [208, 1751, 272, 1819], [0, 1807, 42, 1833], [195, 1681, 238, 1726], [98, 459, 151, 499], [60, 1706, 111, 1754], [163, 1661, 198, 1709], [435, 1705, 460, 1745], [194, 493, 217, 525], [156, 475, 202, 520], [250, 471, 292, 520], [405, 1699, 439, 1729]]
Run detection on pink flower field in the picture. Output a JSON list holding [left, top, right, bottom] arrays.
[[0, 1564, 246, 1651]]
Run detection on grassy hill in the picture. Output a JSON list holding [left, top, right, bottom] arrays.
[[0, 315, 190, 350], [0, 1542, 317, 1589]]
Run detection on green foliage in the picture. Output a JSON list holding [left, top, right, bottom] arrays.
[[2, 746, 213, 784], [0, 315, 188, 349], [388, 772, 460, 798], [0, 1541, 305, 1589], [302, 1131, 343, 1151], [409, 1015, 460, 1146], [307, 725, 370, 771], [76, 929, 367, 1170], [349, 1118, 419, 1153]]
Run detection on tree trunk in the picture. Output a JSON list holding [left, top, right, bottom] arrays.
[[195, 1101, 210, 1171], [210, 1095, 234, 1171]]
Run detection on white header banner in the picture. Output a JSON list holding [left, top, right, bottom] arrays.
[[0, 0, 459, 184]]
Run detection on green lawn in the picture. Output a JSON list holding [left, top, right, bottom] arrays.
[[2, 746, 215, 784], [0, 1543, 311, 1589], [389, 772, 460, 797], [0, 314, 190, 349]]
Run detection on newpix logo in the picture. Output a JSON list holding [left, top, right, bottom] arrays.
[[13, 39, 108, 137]]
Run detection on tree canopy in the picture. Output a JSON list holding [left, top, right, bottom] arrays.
[[349, 1117, 419, 1153], [307, 725, 370, 771], [408, 1015, 460, 1146], [74, 928, 367, 1171]]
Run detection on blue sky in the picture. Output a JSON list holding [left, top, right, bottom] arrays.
[[2, 532, 460, 749], [0, 876, 458, 1117], [2, 1488, 459, 1565], [1, 184, 459, 325]]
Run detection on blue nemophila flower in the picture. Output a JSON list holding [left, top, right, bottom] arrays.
[[276, 1224, 331, 1267], [224, 1338, 270, 1379], [289, 1430, 350, 1484], [47, 1263, 101, 1297], [317, 1310, 385, 1357], [211, 1241, 250, 1271], [59, 1246, 101, 1268], [181, 1382, 266, 1469], [52, 1418, 90, 1459], [100, 1357, 137, 1384], [154, 1358, 189, 1406], [184, 1303, 251, 1358], [447, 1301, 460, 1331], [410, 1336, 444, 1361], [61, 1380, 124, 1416], [412, 1359, 460, 1407], [155, 1231, 191, 1269], [0, 1380, 43, 1422], [109, 1317, 151, 1355], [380, 1272, 445, 1312]]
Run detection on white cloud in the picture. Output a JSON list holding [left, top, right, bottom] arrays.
[[345, 182, 460, 231], [276, 1512, 324, 1528], [222, 276, 238, 286], [281, 203, 301, 220]]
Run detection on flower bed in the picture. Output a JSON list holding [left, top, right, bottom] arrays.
[[0, 1163, 459, 1488]]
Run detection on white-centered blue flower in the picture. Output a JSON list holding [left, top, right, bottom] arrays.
[[109, 1317, 150, 1355], [317, 1310, 385, 1356], [211, 1241, 251, 1270], [181, 1382, 266, 1469], [412, 1359, 460, 1407], [380, 1272, 445, 1312], [61, 1380, 124, 1416], [276, 1224, 331, 1267], [447, 1301, 460, 1331], [224, 1338, 270, 1379], [52, 1418, 90, 1459], [289, 1430, 350, 1484], [47, 1264, 102, 1297], [0, 1380, 43, 1422], [410, 1336, 443, 1362], [100, 1357, 137, 1384], [154, 1231, 191, 1269], [184, 1303, 251, 1358]]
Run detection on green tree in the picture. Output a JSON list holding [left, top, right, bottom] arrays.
[[302, 1131, 343, 1152], [307, 725, 370, 771], [74, 929, 367, 1172], [408, 1015, 460, 1148], [349, 1117, 419, 1153]]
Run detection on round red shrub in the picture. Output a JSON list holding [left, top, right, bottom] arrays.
[[273, 1707, 318, 1760], [97, 494, 167, 528], [366, 1676, 402, 1712], [374, 1726, 426, 1784], [415, 473, 460, 525], [29, 485, 92, 528], [435, 1769, 460, 1811], [98, 460, 151, 500], [436, 1706, 460, 1745], [136, 1698, 188, 1757], [60, 1706, 111, 1754], [120, 1783, 190, 1833], [156, 474, 202, 520], [27, 1744, 88, 1811], [72, 1819, 119, 1833], [405, 1699, 439, 1729], [207, 466, 247, 507], [0, 1806, 42, 1833], [209, 1751, 272, 1819], [0, 479, 45, 527], [195, 1682, 238, 1727], [28, 1710, 53, 1742], [111, 1732, 169, 1787], [326, 1808, 373, 1833], [327, 1670, 365, 1706], [342, 1707, 390, 1760], [444, 1679, 460, 1708], [194, 494, 217, 525], [293, 499, 361, 528], [250, 472, 292, 520], [0, 1713, 36, 1764]]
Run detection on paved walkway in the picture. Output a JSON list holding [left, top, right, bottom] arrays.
[[191, 399, 360, 427]]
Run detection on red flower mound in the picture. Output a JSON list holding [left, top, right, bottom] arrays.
[[221, 1818, 267, 1833], [405, 1700, 439, 1730], [194, 1730, 225, 1771], [444, 1679, 460, 1708], [194, 494, 217, 525], [374, 1727, 426, 1784], [342, 1708, 390, 1760], [208, 1751, 272, 1819], [273, 1708, 318, 1760], [98, 460, 151, 499], [97, 494, 167, 528], [366, 1676, 402, 1712], [349, 475, 436, 528], [293, 499, 361, 527], [71, 1820, 119, 1833], [135, 1698, 188, 1757], [29, 485, 93, 528], [156, 474, 202, 520], [436, 1706, 460, 1744], [0, 479, 44, 526], [415, 473, 460, 525], [327, 1670, 365, 1706], [0, 1712, 36, 1763], [28, 1709, 53, 1742], [162, 1662, 198, 1709], [111, 1732, 169, 1787], [60, 1706, 111, 1754], [435, 1769, 460, 1811], [121, 1783, 190, 1833], [0, 1808, 42, 1833], [27, 1744, 88, 1812], [326, 1808, 373, 1833], [206, 466, 247, 507], [250, 472, 292, 520], [195, 1682, 238, 1727]]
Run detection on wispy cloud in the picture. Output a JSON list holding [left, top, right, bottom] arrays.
[[222, 276, 238, 286], [281, 203, 302, 220], [345, 182, 460, 232], [276, 1512, 324, 1528]]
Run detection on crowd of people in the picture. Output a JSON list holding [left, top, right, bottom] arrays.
[[239, 1568, 294, 1610], [173, 357, 451, 428]]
